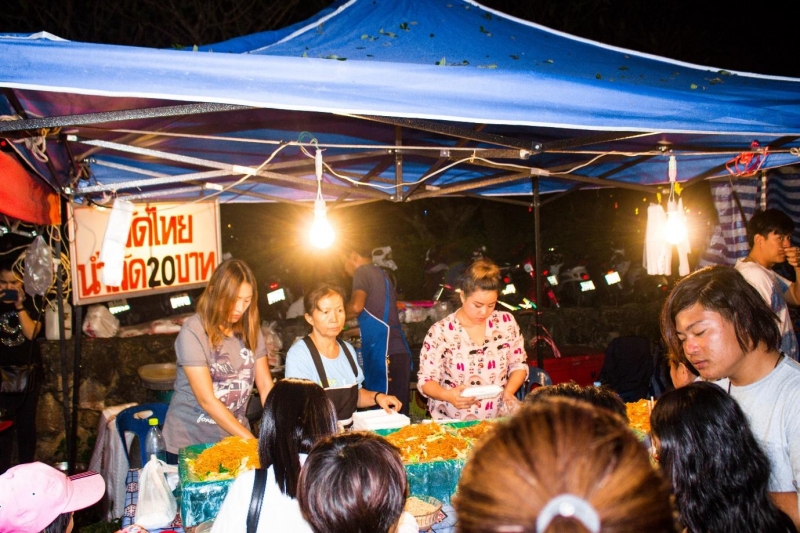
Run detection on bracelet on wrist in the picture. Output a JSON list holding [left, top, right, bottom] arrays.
[[374, 391, 382, 404], [16, 307, 25, 312]]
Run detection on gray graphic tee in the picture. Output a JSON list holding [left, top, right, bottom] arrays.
[[163, 314, 266, 453]]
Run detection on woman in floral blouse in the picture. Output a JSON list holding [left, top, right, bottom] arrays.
[[417, 260, 528, 420]]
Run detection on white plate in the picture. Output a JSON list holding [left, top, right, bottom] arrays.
[[461, 384, 503, 399]]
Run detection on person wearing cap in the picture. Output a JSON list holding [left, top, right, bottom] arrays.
[[0, 461, 105, 533]]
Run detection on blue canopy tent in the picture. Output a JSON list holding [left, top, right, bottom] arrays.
[[3, 0, 800, 475], [1, 0, 800, 210]]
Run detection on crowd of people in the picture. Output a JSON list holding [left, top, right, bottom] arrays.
[[3, 214, 800, 532]]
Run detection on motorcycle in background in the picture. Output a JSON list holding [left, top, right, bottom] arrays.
[[497, 257, 560, 312], [553, 257, 596, 307], [429, 245, 487, 304], [261, 277, 292, 320], [596, 247, 670, 305]]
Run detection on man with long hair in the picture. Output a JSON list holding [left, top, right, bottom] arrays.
[[662, 265, 800, 528]]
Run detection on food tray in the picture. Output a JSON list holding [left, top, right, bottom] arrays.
[[353, 409, 410, 431], [461, 384, 503, 399], [375, 420, 481, 504], [178, 443, 236, 528]]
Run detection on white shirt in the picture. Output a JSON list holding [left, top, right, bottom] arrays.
[[729, 356, 800, 515], [211, 455, 312, 533], [735, 259, 799, 360]]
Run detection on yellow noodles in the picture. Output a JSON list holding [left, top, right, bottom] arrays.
[[384, 421, 495, 463], [189, 436, 259, 481]]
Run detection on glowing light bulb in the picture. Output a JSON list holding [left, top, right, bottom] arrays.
[[664, 201, 687, 245], [309, 198, 334, 248]]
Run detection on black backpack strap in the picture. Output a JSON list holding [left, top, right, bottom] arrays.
[[246, 467, 268, 533], [336, 338, 359, 378], [303, 336, 330, 389]]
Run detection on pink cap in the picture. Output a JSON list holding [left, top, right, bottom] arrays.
[[0, 462, 106, 533]]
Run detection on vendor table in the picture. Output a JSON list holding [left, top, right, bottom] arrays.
[[176, 422, 476, 529], [375, 420, 481, 505]]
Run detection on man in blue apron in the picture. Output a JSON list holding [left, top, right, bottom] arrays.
[[344, 244, 412, 415]]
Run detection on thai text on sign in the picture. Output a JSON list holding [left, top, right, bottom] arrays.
[[68, 201, 221, 305]]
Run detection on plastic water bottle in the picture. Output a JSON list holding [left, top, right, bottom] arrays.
[[144, 417, 166, 463]]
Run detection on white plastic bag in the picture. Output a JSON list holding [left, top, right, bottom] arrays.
[[23, 235, 53, 296], [135, 456, 178, 529], [82, 304, 120, 338], [261, 320, 283, 367]]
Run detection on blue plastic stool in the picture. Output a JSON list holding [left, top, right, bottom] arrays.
[[116, 402, 169, 468]]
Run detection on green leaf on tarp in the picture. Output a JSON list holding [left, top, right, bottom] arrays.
[[618, 65, 629, 71], [400, 22, 409, 31], [436, 57, 446, 66], [478, 64, 497, 69], [596, 73, 602, 79], [545, 59, 554, 64], [483, 12, 492, 20], [690, 84, 698, 90]]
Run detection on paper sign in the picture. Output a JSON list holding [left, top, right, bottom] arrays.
[[68, 200, 221, 305]]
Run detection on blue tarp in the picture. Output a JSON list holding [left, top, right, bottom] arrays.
[[1, 0, 800, 205]]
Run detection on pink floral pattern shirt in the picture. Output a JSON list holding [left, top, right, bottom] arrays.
[[417, 310, 528, 420]]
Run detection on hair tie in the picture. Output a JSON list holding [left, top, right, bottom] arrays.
[[536, 494, 600, 533]]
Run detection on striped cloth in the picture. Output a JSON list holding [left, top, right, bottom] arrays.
[[697, 179, 760, 268], [766, 172, 800, 247]]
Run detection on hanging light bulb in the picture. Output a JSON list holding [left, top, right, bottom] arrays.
[[309, 149, 335, 249], [664, 201, 687, 245], [663, 155, 688, 245]]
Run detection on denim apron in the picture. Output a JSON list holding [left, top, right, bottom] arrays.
[[356, 273, 412, 393]]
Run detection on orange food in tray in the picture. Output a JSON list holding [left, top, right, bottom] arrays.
[[626, 399, 653, 434], [384, 421, 497, 463]]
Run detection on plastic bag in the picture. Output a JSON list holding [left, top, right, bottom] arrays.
[[134, 456, 178, 529], [261, 321, 283, 367], [82, 304, 120, 338], [23, 236, 53, 296]]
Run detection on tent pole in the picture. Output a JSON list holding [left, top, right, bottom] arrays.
[[394, 126, 403, 201], [533, 177, 544, 371], [53, 236, 73, 473], [71, 304, 83, 473]]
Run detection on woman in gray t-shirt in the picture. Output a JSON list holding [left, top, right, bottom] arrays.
[[163, 259, 274, 458]]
